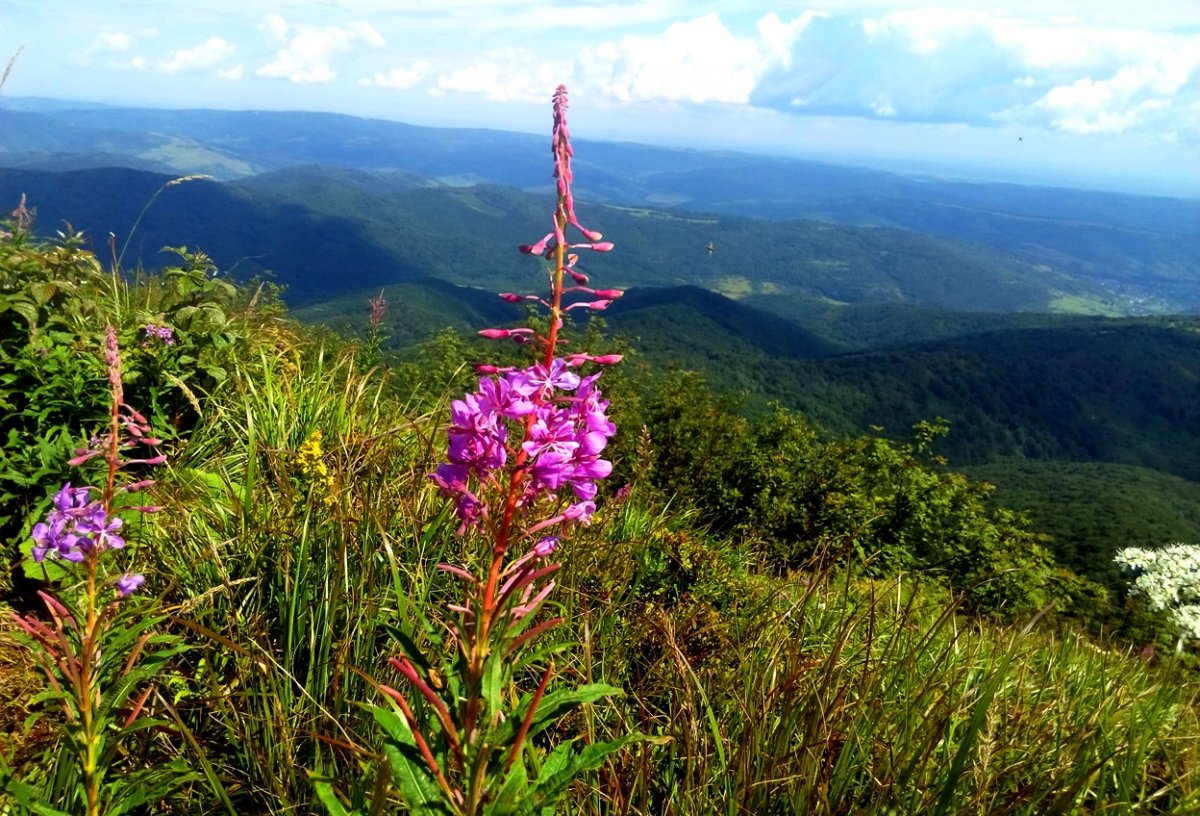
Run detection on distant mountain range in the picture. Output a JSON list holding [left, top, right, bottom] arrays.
[[0, 163, 1110, 311], [1, 102, 1196, 313]]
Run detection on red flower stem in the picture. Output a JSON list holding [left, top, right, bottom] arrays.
[[381, 683, 459, 803], [391, 658, 464, 763], [505, 660, 555, 773]]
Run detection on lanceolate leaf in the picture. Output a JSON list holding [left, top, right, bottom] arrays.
[[494, 683, 625, 747], [523, 734, 646, 816], [483, 766, 529, 816], [372, 707, 453, 816]]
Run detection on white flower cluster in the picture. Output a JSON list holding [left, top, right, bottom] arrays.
[[1115, 543, 1200, 641]]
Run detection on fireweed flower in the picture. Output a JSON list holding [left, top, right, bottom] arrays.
[[373, 86, 637, 816], [30, 326, 166, 597], [430, 360, 615, 529]]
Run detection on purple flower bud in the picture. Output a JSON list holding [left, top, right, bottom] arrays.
[[498, 293, 523, 303], [534, 537, 559, 557]]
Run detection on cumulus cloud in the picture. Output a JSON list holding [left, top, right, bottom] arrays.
[[78, 28, 157, 66], [435, 48, 571, 102], [219, 65, 245, 81], [158, 37, 235, 74], [257, 15, 385, 84], [745, 8, 1200, 141], [1031, 62, 1193, 134], [362, 61, 433, 90], [575, 12, 822, 104]]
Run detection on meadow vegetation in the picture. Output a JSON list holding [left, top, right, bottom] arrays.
[[2, 95, 1199, 815]]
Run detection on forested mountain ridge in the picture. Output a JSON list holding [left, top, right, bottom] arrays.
[[2, 101, 1196, 313], [0, 164, 1108, 311]]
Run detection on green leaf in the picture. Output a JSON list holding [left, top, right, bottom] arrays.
[[1, 779, 73, 816], [523, 734, 645, 816], [481, 652, 505, 718], [8, 299, 38, 328], [496, 683, 625, 747], [28, 282, 58, 306], [372, 706, 452, 815], [380, 622, 433, 673], [483, 765, 528, 816], [312, 775, 363, 816]]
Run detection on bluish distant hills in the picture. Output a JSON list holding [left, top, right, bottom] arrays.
[[1, 102, 1196, 313]]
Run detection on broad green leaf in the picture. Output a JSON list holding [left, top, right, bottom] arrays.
[[483, 765, 528, 816], [496, 683, 625, 747], [481, 652, 504, 718], [9, 299, 38, 328], [28, 282, 58, 306], [312, 775, 362, 816], [372, 706, 452, 815], [524, 734, 645, 816]]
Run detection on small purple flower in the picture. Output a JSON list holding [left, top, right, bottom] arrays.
[[116, 573, 145, 597], [142, 323, 176, 348], [77, 510, 125, 551], [534, 536, 559, 557]]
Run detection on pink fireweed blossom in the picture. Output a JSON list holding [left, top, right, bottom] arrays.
[[429, 359, 615, 532]]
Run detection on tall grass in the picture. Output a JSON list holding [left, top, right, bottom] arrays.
[[562, 553, 1200, 814], [144, 331, 459, 812]]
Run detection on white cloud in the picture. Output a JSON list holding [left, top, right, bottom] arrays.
[[1031, 62, 1194, 134], [436, 48, 570, 102], [362, 61, 432, 90], [158, 36, 235, 73], [99, 31, 134, 51], [219, 64, 245, 81], [257, 16, 384, 84], [576, 12, 820, 104], [78, 28, 156, 64], [872, 97, 897, 117], [262, 14, 289, 43]]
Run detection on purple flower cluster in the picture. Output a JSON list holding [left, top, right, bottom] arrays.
[[431, 358, 615, 532], [31, 484, 143, 595], [142, 323, 176, 348]]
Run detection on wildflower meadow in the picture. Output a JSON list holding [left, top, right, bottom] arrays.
[[2, 85, 1199, 815]]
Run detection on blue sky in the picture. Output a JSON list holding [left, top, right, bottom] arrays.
[[2, 1, 1198, 195]]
